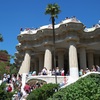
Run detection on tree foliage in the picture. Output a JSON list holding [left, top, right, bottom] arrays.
[[9, 63, 18, 75], [0, 51, 17, 79], [45, 3, 61, 18], [0, 50, 8, 54], [0, 83, 14, 100], [0, 62, 9, 79], [27, 83, 59, 100]]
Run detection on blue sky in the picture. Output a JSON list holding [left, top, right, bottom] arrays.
[[0, 0, 100, 63]]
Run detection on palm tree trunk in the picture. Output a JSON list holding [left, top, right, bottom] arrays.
[[51, 17, 57, 84]]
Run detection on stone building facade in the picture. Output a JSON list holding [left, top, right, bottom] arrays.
[[15, 18, 100, 79]]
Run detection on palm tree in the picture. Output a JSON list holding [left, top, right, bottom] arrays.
[[0, 34, 3, 42], [45, 3, 61, 84]]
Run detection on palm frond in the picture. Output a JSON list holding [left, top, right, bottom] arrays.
[[45, 3, 61, 18]]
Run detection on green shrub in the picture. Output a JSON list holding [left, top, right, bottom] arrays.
[[27, 83, 59, 100], [48, 73, 100, 100], [0, 83, 14, 100]]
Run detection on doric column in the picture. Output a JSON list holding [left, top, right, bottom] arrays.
[[34, 58, 39, 74], [18, 50, 31, 75], [57, 49, 65, 70], [38, 53, 44, 72], [87, 50, 94, 70], [68, 41, 79, 79], [79, 46, 87, 70], [18, 49, 31, 94], [94, 55, 100, 66], [44, 45, 52, 70], [30, 59, 36, 72]]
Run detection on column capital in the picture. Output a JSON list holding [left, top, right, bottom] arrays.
[[22, 46, 32, 52], [44, 43, 53, 51], [56, 48, 66, 54], [67, 40, 77, 48], [77, 44, 87, 49], [43, 43, 53, 47], [37, 52, 44, 57], [87, 49, 94, 53], [25, 49, 32, 55]]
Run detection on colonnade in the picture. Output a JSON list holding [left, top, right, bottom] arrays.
[[18, 44, 100, 79]]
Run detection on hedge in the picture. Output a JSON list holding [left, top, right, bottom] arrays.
[[27, 83, 59, 100], [47, 73, 100, 100]]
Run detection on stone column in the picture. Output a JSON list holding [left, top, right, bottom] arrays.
[[87, 50, 94, 70], [18, 50, 31, 75], [30, 59, 35, 72], [44, 45, 52, 70], [79, 46, 87, 70], [57, 49, 65, 70], [68, 41, 79, 79], [34, 58, 39, 74], [94, 55, 100, 66], [38, 53, 44, 72], [31, 59, 36, 71], [18, 50, 31, 94]]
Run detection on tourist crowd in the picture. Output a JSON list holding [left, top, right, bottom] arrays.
[[1, 64, 100, 99], [79, 65, 100, 76], [38, 67, 64, 76], [28, 65, 100, 78], [1, 72, 46, 100], [2, 73, 23, 99]]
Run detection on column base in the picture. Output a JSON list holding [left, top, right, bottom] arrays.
[[70, 67, 79, 80], [21, 73, 28, 94]]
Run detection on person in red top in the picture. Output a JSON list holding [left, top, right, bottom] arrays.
[[7, 85, 12, 92], [24, 83, 31, 94]]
